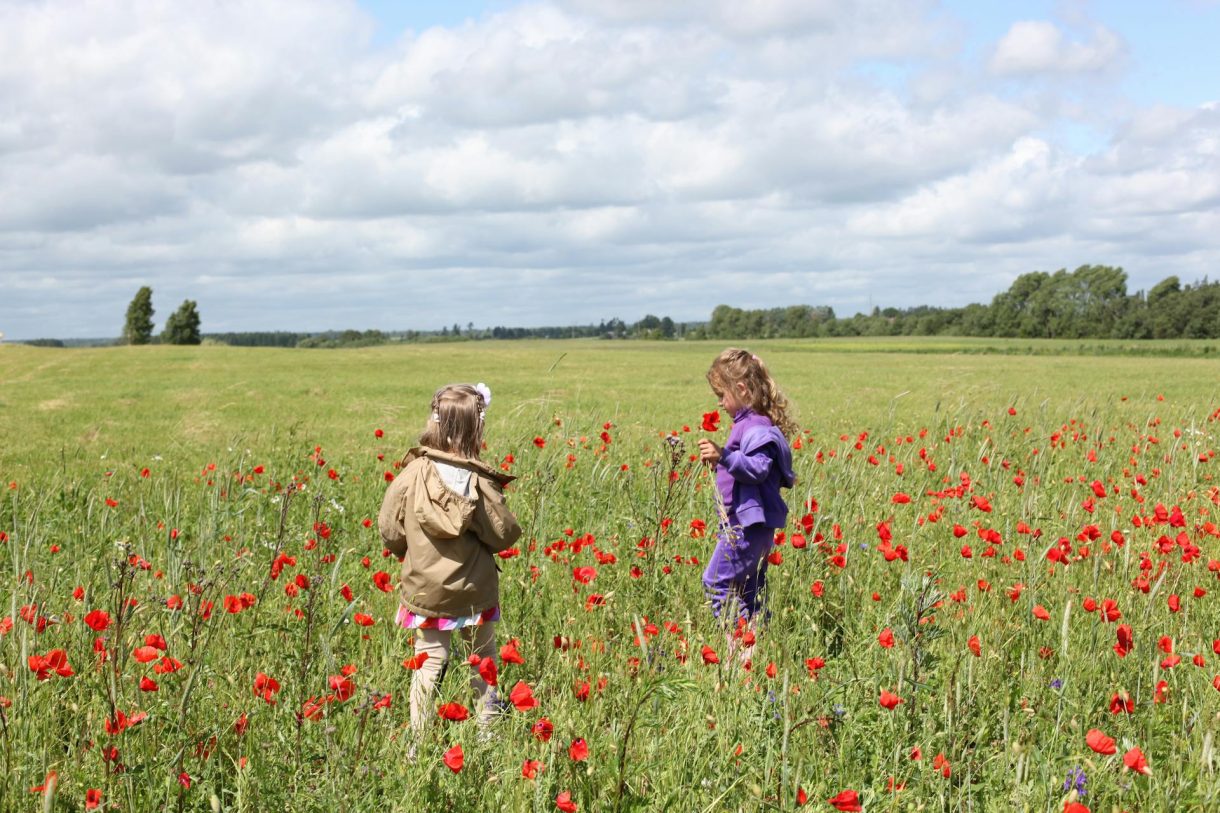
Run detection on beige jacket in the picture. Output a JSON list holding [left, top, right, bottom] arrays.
[[378, 446, 522, 618]]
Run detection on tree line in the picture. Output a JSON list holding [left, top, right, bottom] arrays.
[[14, 266, 1216, 348], [698, 267, 1220, 340]]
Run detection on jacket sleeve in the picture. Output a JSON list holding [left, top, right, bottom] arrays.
[[720, 447, 775, 484], [378, 476, 409, 559], [469, 476, 523, 553]]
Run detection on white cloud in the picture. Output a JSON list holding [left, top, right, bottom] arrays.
[[0, 0, 1216, 339], [988, 20, 1126, 76]]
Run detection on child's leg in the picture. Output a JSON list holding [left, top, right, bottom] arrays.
[[736, 525, 775, 622], [461, 621, 500, 725], [702, 524, 747, 620], [409, 627, 453, 735]]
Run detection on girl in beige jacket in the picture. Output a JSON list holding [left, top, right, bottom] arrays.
[[378, 383, 522, 739]]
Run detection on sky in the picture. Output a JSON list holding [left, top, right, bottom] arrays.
[[1, 0, 1218, 340]]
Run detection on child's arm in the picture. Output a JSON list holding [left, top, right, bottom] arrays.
[[377, 477, 409, 559], [469, 477, 523, 553], [718, 426, 787, 485]]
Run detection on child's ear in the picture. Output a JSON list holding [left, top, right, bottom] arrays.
[[735, 380, 749, 399]]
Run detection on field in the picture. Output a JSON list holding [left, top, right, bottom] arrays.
[[2, 339, 1219, 812]]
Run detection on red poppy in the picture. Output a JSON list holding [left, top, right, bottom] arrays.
[[568, 737, 589, 762], [967, 635, 981, 657], [85, 788, 102, 810], [555, 791, 578, 813], [500, 639, 525, 665], [139, 676, 158, 692], [443, 743, 464, 773], [1123, 746, 1151, 775], [1114, 625, 1133, 658], [83, 610, 111, 631], [533, 437, 546, 448], [509, 680, 539, 712], [522, 759, 543, 779], [878, 628, 895, 648], [701, 645, 719, 665], [827, 790, 862, 811], [133, 645, 159, 663], [372, 571, 394, 593], [531, 717, 554, 742], [880, 688, 904, 710], [1032, 605, 1050, 621], [701, 412, 720, 432], [437, 702, 469, 721], [1085, 728, 1116, 755], [476, 656, 497, 686], [402, 652, 430, 670]]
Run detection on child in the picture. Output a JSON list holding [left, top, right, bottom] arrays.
[[378, 383, 522, 740], [696, 349, 797, 660]]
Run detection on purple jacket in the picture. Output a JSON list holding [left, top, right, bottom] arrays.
[[715, 408, 796, 529]]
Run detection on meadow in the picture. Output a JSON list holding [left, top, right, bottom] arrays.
[[1, 339, 1219, 812]]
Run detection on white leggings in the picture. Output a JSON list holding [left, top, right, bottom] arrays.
[[409, 622, 499, 733]]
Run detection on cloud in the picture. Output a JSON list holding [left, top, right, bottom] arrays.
[[0, 0, 1217, 339], [988, 20, 1126, 76]]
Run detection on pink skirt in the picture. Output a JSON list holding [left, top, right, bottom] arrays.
[[396, 604, 500, 631]]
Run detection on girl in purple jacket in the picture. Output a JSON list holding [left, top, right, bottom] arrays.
[[697, 349, 797, 661]]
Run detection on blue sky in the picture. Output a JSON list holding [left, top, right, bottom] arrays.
[[1, 0, 1218, 339]]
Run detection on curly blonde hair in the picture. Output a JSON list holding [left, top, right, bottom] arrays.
[[706, 348, 799, 439], [418, 384, 485, 458]]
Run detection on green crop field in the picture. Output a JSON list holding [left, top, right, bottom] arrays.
[[1, 339, 1219, 812]]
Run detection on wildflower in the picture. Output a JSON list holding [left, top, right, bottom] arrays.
[[1085, 729, 1116, 755], [555, 790, 578, 812], [1123, 747, 1151, 775], [701, 411, 720, 432], [509, 678, 539, 708], [827, 790, 862, 811], [879, 689, 904, 710], [443, 743, 464, 773], [522, 759, 543, 779], [568, 738, 589, 761], [1063, 766, 1087, 798]]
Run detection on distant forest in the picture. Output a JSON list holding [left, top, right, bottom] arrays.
[[17, 265, 1219, 348]]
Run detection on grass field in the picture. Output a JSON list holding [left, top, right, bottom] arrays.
[[1, 339, 1219, 811]]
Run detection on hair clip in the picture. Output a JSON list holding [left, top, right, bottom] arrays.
[[431, 411, 440, 423], [474, 382, 492, 408]]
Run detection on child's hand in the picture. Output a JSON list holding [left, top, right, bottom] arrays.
[[697, 438, 722, 467]]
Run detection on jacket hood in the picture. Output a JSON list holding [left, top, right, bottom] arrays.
[[401, 446, 515, 486]]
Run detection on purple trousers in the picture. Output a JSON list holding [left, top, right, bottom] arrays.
[[702, 523, 774, 622]]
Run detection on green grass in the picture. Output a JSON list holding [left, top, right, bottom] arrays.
[[1, 339, 1219, 812]]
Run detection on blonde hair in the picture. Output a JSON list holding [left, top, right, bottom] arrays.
[[707, 348, 799, 439], [418, 384, 485, 458]]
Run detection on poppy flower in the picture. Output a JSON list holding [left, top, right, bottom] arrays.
[[568, 737, 589, 761], [85, 788, 102, 809], [967, 635, 981, 657], [476, 656, 497, 686], [701, 411, 720, 432], [1114, 625, 1133, 658], [133, 645, 159, 663], [1109, 691, 1134, 714], [403, 652, 429, 670], [827, 790, 862, 811], [443, 744, 464, 773], [1032, 605, 1051, 621], [522, 759, 543, 779], [500, 639, 525, 665], [880, 689, 904, 710], [555, 791, 577, 812], [878, 628, 895, 648], [372, 571, 394, 593], [701, 645, 720, 665], [1085, 728, 1116, 755], [509, 681, 539, 711], [139, 676, 158, 692], [531, 717, 554, 742], [1063, 802, 1089, 813], [1123, 747, 1151, 775], [83, 610, 111, 631], [437, 702, 469, 721], [533, 437, 546, 449]]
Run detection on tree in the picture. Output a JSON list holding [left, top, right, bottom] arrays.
[[162, 300, 201, 345], [123, 286, 155, 345]]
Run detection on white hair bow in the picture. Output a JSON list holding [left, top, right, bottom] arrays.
[[475, 382, 492, 408]]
